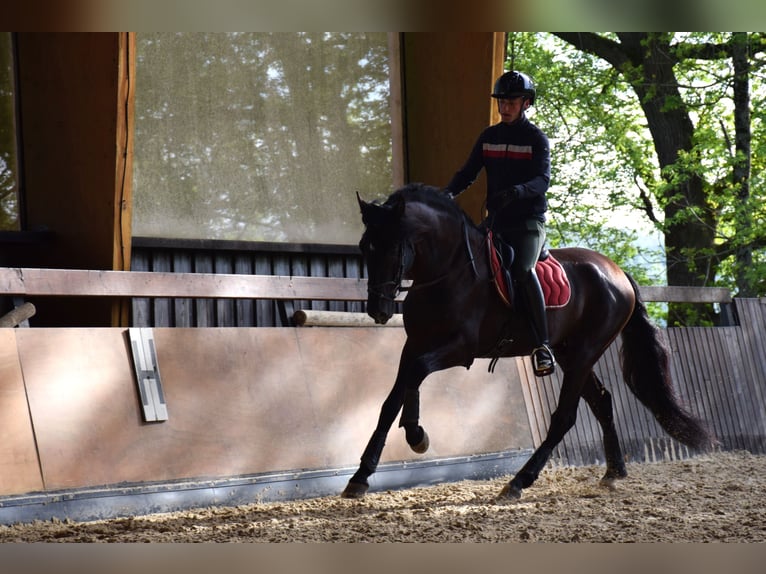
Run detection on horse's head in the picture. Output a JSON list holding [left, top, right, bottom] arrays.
[[357, 191, 413, 324]]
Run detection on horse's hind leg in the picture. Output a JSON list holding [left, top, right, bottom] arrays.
[[581, 371, 628, 488], [498, 367, 589, 500]]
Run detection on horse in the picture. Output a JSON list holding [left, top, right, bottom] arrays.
[[342, 182, 713, 501]]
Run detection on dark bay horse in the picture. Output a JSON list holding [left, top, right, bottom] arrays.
[[342, 183, 713, 501]]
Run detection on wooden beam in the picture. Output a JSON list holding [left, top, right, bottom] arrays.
[[0, 302, 36, 328], [1, 267, 732, 304], [293, 309, 403, 327], [638, 285, 732, 304], [0, 267, 403, 302]]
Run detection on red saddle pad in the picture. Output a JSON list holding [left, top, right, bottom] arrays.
[[535, 255, 571, 308], [487, 233, 571, 308]]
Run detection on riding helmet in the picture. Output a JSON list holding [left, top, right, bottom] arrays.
[[491, 71, 536, 105]]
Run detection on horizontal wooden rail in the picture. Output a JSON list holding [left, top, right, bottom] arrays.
[[1, 267, 730, 304], [293, 309, 404, 327], [638, 285, 732, 304], [0, 267, 378, 301]]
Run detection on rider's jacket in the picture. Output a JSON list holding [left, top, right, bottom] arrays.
[[446, 115, 550, 226]]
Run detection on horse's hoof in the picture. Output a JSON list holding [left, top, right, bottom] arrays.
[[599, 473, 626, 491], [497, 483, 522, 501], [410, 430, 430, 454], [341, 481, 369, 499]]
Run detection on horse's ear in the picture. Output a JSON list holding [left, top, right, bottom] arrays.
[[357, 191, 373, 225], [356, 191, 368, 211]]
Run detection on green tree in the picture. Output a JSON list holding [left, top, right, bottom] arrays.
[[512, 33, 766, 325]]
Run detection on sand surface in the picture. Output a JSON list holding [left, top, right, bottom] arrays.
[[1, 451, 764, 542]]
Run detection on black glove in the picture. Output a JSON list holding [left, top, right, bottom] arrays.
[[506, 185, 523, 202], [488, 186, 521, 212]]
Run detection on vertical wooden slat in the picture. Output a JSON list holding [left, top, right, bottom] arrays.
[[345, 255, 364, 313], [688, 328, 732, 448], [595, 343, 644, 461], [327, 255, 345, 313], [735, 300, 766, 425], [172, 252, 193, 327], [233, 254, 254, 327], [254, 254, 274, 327], [272, 254, 291, 326], [516, 358, 543, 448], [130, 249, 151, 327], [151, 251, 173, 327], [290, 253, 310, 319], [722, 327, 754, 450], [214, 254, 235, 327], [310, 257, 328, 312], [193, 254, 214, 327], [732, 300, 766, 451], [710, 328, 748, 449]]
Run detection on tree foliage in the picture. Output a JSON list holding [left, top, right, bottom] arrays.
[[510, 32, 766, 324]]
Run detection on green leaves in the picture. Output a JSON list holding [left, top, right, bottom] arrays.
[[513, 32, 766, 316]]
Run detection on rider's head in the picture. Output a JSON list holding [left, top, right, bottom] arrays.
[[491, 71, 536, 124]]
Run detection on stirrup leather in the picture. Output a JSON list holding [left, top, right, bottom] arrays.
[[531, 345, 555, 377]]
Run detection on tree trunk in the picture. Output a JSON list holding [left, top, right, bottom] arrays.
[[554, 33, 720, 324], [731, 32, 755, 297]]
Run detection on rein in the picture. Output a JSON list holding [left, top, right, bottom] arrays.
[[368, 219, 480, 300]]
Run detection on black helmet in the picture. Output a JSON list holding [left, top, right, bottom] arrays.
[[491, 71, 536, 105]]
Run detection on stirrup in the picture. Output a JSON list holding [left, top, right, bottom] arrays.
[[531, 345, 555, 377]]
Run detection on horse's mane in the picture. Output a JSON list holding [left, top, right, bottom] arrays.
[[387, 183, 474, 228]]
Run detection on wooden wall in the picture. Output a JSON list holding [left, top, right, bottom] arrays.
[[0, 325, 531, 497], [1, 297, 765, 522], [402, 33, 505, 224], [0, 299, 766, 523], [12, 32, 134, 326], [8, 33, 502, 326]]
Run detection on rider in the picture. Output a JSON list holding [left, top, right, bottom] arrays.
[[444, 70, 555, 377]]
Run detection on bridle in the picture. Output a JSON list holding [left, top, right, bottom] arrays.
[[365, 239, 415, 303], [365, 219, 479, 303]]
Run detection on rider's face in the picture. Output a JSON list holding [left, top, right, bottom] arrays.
[[497, 96, 527, 124]]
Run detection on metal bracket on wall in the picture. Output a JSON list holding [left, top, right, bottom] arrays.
[[127, 328, 168, 422]]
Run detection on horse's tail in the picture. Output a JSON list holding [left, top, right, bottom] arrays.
[[619, 274, 714, 451]]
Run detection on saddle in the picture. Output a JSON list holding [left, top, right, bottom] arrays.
[[487, 230, 571, 309]]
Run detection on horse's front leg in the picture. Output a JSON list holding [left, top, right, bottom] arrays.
[[340, 379, 407, 499], [399, 387, 430, 453], [341, 348, 431, 499]]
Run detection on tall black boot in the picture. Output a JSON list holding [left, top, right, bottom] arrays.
[[520, 271, 555, 377]]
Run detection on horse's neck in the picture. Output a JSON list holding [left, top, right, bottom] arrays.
[[409, 216, 475, 283]]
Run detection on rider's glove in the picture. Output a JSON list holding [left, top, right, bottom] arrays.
[[489, 185, 522, 212]]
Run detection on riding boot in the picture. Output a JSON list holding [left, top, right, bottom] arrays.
[[520, 271, 555, 377]]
